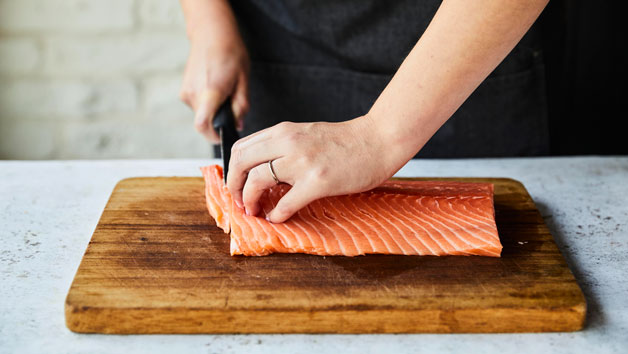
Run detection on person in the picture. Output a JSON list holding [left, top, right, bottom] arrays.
[[179, 0, 549, 223]]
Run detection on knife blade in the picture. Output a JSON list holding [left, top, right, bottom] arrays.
[[212, 101, 239, 183]]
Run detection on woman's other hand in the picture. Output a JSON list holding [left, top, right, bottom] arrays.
[[179, 0, 249, 142], [227, 117, 404, 223]]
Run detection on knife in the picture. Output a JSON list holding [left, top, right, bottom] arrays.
[[212, 101, 240, 183]]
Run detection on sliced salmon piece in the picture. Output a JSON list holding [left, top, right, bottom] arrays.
[[201, 165, 502, 257], [202, 164, 230, 233]]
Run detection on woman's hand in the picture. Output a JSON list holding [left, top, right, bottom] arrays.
[[179, 0, 249, 142], [227, 116, 403, 223]]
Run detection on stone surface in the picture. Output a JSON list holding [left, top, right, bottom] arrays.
[[0, 157, 626, 353]]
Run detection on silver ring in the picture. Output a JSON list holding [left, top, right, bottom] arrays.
[[268, 160, 280, 184]]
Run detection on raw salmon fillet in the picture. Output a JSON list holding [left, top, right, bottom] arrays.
[[201, 165, 502, 257]]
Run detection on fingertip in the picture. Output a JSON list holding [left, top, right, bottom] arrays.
[[265, 214, 280, 223], [230, 190, 244, 210], [197, 114, 219, 142], [231, 102, 247, 131], [244, 203, 260, 217], [195, 88, 225, 138], [194, 108, 208, 131], [267, 183, 322, 224], [208, 130, 220, 143], [267, 208, 289, 224], [200, 125, 219, 143]]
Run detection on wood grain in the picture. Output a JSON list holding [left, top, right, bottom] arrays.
[[65, 177, 586, 333]]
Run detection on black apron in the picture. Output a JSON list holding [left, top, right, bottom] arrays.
[[229, 0, 550, 158]]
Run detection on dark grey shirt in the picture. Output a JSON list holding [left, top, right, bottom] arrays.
[[230, 0, 550, 157]]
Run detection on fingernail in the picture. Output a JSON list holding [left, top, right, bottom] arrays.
[[245, 208, 251, 216], [265, 215, 272, 223], [235, 199, 243, 209]]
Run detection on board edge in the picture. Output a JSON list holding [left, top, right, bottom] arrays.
[[63, 303, 587, 334]]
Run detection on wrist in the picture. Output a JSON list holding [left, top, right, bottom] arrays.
[[359, 111, 423, 176], [347, 114, 408, 181], [188, 27, 249, 64], [187, 23, 241, 46], [182, 0, 241, 44], [186, 22, 213, 41]]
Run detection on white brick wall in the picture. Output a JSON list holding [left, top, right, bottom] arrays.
[[0, 0, 210, 159], [45, 34, 188, 76], [0, 38, 40, 74], [0, 80, 138, 118], [0, 0, 134, 32], [138, 0, 186, 28]]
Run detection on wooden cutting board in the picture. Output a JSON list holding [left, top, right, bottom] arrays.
[[65, 177, 586, 333]]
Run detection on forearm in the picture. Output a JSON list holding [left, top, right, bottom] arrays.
[[368, 0, 548, 171], [180, 0, 240, 43]]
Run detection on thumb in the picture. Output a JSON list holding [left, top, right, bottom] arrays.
[[194, 88, 224, 142], [267, 183, 322, 223], [231, 73, 249, 131]]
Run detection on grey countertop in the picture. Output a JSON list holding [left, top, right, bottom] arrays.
[[1, 157, 626, 353]]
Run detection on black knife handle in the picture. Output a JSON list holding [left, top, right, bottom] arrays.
[[213, 101, 235, 132], [212, 100, 240, 182]]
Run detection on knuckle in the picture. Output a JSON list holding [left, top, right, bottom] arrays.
[[297, 150, 316, 166], [230, 139, 242, 154], [285, 131, 300, 144], [312, 166, 329, 180], [194, 119, 206, 130], [310, 167, 330, 186], [205, 78, 222, 90], [207, 72, 233, 93], [179, 90, 192, 105], [283, 131, 306, 151], [275, 121, 292, 134], [231, 140, 241, 153], [302, 122, 315, 132], [211, 54, 233, 68]]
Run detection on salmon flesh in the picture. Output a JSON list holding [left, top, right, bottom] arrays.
[[201, 165, 502, 257]]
